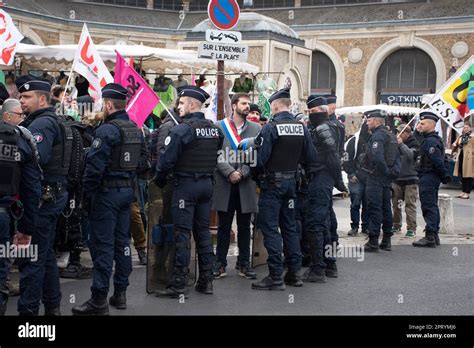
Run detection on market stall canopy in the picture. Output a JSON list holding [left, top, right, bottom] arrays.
[[336, 104, 420, 115], [14, 43, 260, 74]]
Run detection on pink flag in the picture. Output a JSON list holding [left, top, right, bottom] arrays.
[[114, 51, 160, 128]]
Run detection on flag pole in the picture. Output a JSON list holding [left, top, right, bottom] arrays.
[[159, 99, 179, 125], [60, 63, 75, 106]]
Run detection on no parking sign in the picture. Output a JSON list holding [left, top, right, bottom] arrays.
[[208, 0, 240, 30]]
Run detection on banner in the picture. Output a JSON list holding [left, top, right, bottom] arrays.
[[72, 24, 113, 101], [114, 51, 160, 128], [425, 56, 474, 134], [0, 9, 24, 65]]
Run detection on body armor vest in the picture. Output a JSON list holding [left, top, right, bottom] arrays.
[[175, 119, 220, 174], [41, 113, 73, 177], [109, 119, 142, 172], [0, 121, 21, 196], [415, 134, 444, 172], [266, 119, 305, 173]]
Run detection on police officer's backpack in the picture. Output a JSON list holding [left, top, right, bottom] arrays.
[[57, 115, 91, 189], [381, 128, 401, 179]]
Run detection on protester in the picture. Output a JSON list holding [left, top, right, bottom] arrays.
[[452, 123, 473, 199]]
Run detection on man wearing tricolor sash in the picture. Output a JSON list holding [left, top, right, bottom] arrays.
[[211, 93, 261, 280]]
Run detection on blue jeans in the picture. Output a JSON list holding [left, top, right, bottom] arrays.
[[18, 192, 68, 315], [419, 173, 441, 234], [216, 184, 252, 267], [259, 178, 301, 278], [89, 188, 134, 294], [366, 176, 393, 238], [349, 180, 368, 231]]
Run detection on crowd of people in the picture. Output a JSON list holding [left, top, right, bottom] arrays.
[[0, 68, 469, 316]]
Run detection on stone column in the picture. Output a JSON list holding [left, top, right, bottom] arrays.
[[147, 0, 153, 9]]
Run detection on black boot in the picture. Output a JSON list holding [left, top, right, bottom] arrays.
[[284, 271, 303, 287], [302, 267, 326, 283], [72, 291, 109, 316], [379, 233, 392, 251], [195, 272, 213, 294], [44, 306, 61, 316], [155, 270, 189, 299], [325, 263, 338, 278], [251, 275, 285, 291], [109, 290, 127, 309], [364, 235, 379, 252], [413, 232, 436, 248], [434, 234, 440, 246]]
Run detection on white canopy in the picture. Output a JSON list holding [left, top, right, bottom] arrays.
[[336, 104, 420, 115], [15, 43, 260, 74]]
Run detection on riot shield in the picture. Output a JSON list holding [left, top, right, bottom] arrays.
[[251, 212, 268, 268], [146, 181, 197, 294]]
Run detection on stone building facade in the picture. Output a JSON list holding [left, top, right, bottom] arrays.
[[5, 0, 474, 107]]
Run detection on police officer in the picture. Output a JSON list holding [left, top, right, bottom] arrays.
[[0, 120, 42, 315], [364, 110, 400, 252], [325, 94, 345, 245], [16, 76, 69, 316], [251, 88, 317, 291], [413, 111, 449, 248], [303, 96, 341, 282], [72, 83, 143, 315], [154, 86, 223, 298]]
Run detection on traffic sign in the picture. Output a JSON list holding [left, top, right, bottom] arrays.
[[207, 0, 240, 31], [198, 42, 248, 62], [206, 29, 242, 44]]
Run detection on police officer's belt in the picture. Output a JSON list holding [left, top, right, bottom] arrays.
[[101, 179, 132, 188], [268, 171, 296, 179], [174, 172, 214, 179]]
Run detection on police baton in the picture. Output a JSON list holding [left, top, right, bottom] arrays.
[[159, 100, 179, 125]]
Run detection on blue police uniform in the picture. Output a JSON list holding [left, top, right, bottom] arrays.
[[304, 98, 342, 281], [413, 111, 447, 248], [154, 86, 223, 298], [15, 76, 68, 315], [364, 110, 400, 252], [251, 88, 317, 290], [72, 83, 143, 315], [0, 122, 41, 315]]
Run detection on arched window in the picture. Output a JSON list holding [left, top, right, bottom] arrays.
[[311, 51, 336, 94], [377, 48, 436, 104]]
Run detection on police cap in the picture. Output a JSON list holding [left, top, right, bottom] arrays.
[[101, 83, 128, 100], [419, 110, 439, 122], [268, 88, 291, 104], [306, 95, 327, 109], [15, 75, 52, 93], [364, 109, 386, 119], [177, 86, 209, 103], [324, 94, 337, 104]]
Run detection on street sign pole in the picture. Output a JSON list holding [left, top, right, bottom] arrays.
[[217, 60, 225, 121]]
